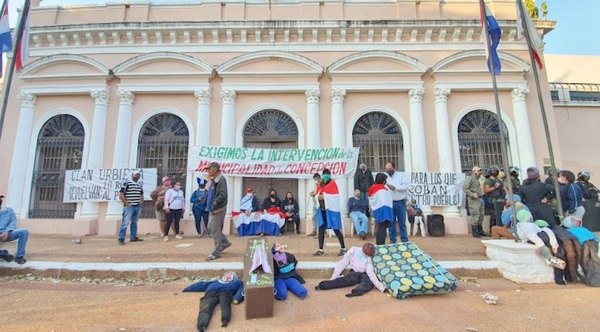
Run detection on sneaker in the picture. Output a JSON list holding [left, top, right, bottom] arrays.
[[130, 237, 143, 242], [1, 250, 14, 262], [163, 236, 169, 242], [546, 256, 566, 270], [175, 235, 183, 240], [221, 242, 232, 251], [206, 254, 220, 261], [313, 250, 324, 256], [359, 232, 366, 240], [118, 239, 125, 246], [338, 248, 348, 257], [14, 256, 26, 265]]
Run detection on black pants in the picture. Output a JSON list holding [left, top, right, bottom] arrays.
[[375, 221, 390, 245], [318, 220, 345, 251], [164, 209, 183, 236], [317, 270, 374, 297], [197, 292, 233, 331], [282, 214, 300, 234]]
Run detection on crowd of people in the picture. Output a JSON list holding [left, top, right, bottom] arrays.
[[463, 164, 600, 285]]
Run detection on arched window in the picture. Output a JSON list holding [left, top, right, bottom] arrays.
[[458, 109, 509, 172], [352, 112, 404, 172], [243, 109, 298, 204], [137, 113, 189, 218], [30, 114, 85, 218]]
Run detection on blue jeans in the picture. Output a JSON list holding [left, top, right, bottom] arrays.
[[7, 228, 29, 258], [192, 206, 210, 235], [118, 205, 141, 241], [349, 211, 369, 235], [389, 200, 408, 243]]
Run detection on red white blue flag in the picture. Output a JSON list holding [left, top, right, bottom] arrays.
[[480, 1, 502, 75], [368, 183, 394, 223], [316, 180, 342, 230], [0, 0, 12, 77], [15, 0, 31, 72], [516, 0, 544, 70]]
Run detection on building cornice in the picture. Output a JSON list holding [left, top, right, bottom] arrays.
[[26, 20, 545, 55]]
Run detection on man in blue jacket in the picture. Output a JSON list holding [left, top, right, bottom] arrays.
[[0, 194, 29, 264]]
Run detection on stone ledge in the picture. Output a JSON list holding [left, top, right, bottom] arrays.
[[481, 240, 554, 284], [0, 260, 497, 280]]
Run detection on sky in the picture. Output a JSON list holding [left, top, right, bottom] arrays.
[[7, 0, 600, 56]]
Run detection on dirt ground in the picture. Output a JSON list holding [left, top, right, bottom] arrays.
[[1, 277, 599, 332]]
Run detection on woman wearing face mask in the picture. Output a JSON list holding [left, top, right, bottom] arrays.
[[163, 181, 185, 241], [190, 177, 210, 237], [314, 168, 347, 256], [262, 189, 282, 213]]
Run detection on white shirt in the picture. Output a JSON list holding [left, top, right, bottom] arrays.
[[164, 188, 185, 210], [385, 171, 409, 201]]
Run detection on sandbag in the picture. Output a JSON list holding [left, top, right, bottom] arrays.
[[372, 242, 457, 299]]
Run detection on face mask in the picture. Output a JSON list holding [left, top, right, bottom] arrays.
[[322, 174, 331, 182], [386, 170, 394, 176], [174, 185, 181, 191]]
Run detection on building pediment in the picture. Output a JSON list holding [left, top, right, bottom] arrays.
[[431, 50, 531, 78], [113, 52, 214, 79], [216, 51, 323, 78]]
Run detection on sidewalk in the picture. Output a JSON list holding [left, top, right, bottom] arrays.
[[0, 232, 500, 279]]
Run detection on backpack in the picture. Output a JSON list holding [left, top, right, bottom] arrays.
[[579, 241, 600, 287], [427, 214, 445, 237]]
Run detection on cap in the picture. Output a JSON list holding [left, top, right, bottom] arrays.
[[204, 162, 220, 171], [246, 187, 253, 192], [526, 166, 540, 179], [131, 169, 141, 176], [162, 176, 171, 182]]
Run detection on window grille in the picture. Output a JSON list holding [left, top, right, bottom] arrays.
[[458, 110, 509, 173], [136, 113, 189, 218], [352, 112, 404, 172], [29, 115, 84, 218]]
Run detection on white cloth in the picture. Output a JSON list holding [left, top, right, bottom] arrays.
[[240, 194, 254, 211], [233, 212, 284, 228], [517, 222, 558, 249]]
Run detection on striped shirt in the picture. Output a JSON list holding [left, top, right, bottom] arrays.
[[120, 180, 143, 206]]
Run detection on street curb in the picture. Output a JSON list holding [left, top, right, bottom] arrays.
[[0, 260, 501, 280]]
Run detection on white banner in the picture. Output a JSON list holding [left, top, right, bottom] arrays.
[[189, 145, 360, 179], [63, 168, 158, 203], [406, 172, 465, 207]]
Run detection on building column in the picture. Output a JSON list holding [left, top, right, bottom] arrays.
[[106, 90, 135, 219], [194, 89, 211, 147], [305, 89, 321, 149], [331, 89, 348, 215], [512, 87, 535, 169], [304, 89, 321, 223], [409, 87, 427, 172], [79, 89, 110, 219], [7, 93, 36, 218], [434, 88, 459, 215], [219, 90, 236, 234]]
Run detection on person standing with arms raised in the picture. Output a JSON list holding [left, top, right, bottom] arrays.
[[205, 162, 232, 261]]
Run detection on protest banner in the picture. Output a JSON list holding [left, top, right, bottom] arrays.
[[406, 171, 465, 207], [63, 168, 158, 203], [190, 145, 359, 179]]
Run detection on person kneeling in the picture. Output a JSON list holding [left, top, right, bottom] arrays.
[[272, 242, 308, 300], [315, 243, 385, 297]]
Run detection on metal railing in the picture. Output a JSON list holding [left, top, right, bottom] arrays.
[[549, 82, 600, 103]]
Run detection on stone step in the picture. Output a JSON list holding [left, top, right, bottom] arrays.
[[0, 260, 501, 280]]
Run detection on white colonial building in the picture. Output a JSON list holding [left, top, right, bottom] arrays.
[[0, 0, 566, 236]]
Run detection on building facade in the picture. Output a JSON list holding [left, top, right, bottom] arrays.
[[0, 0, 563, 235]]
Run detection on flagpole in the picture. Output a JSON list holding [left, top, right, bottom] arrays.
[[479, 0, 515, 220], [0, 0, 30, 145], [516, 0, 563, 217]]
